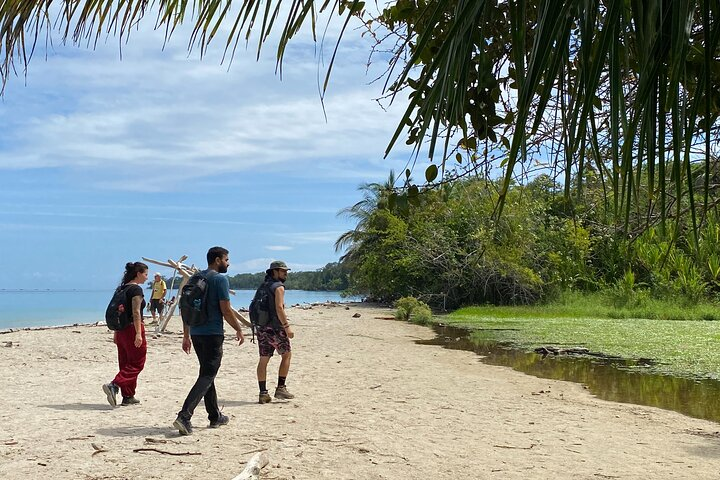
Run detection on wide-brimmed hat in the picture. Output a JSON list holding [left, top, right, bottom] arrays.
[[266, 260, 290, 273]]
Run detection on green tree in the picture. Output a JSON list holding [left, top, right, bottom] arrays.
[[335, 170, 398, 263]]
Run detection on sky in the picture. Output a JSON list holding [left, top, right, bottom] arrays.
[[0, 8, 424, 289]]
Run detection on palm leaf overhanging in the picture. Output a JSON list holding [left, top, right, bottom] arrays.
[[1, 0, 719, 240]]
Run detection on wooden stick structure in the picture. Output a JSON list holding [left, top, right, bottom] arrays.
[[142, 255, 197, 333], [231, 451, 269, 480], [233, 308, 252, 328], [142, 254, 251, 333]]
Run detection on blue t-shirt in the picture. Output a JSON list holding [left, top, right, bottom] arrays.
[[190, 270, 230, 336]]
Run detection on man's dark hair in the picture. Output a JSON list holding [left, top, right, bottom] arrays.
[[207, 246, 229, 265]]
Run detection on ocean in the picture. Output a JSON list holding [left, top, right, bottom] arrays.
[[0, 288, 357, 329]]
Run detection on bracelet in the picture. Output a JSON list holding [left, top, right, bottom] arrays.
[[282, 324, 290, 329]]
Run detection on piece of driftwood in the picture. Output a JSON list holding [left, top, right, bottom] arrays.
[[493, 444, 536, 450], [143, 255, 198, 333], [144, 254, 251, 334], [239, 448, 266, 456], [132, 448, 201, 456], [233, 309, 252, 328], [231, 451, 269, 480], [91, 443, 108, 456], [1, 322, 94, 335], [534, 346, 590, 358]]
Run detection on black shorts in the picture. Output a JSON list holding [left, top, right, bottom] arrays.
[[150, 299, 164, 314]]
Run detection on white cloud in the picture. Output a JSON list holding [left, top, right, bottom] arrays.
[[265, 245, 293, 251], [279, 230, 344, 243], [0, 15, 415, 191], [229, 256, 323, 274], [0, 222, 122, 232], [232, 258, 275, 272], [0, 209, 258, 226], [285, 262, 324, 271]]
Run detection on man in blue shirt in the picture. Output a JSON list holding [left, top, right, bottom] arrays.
[[173, 246, 245, 435]]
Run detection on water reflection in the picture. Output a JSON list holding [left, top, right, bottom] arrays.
[[419, 324, 720, 424]]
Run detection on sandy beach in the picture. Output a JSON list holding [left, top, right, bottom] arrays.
[[1, 302, 720, 479]]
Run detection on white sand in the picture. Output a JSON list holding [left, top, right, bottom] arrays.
[[1, 303, 719, 479]]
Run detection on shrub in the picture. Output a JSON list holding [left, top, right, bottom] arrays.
[[411, 304, 433, 324], [395, 296, 432, 324]]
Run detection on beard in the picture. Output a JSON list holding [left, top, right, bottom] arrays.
[[218, 265, 228, 274]]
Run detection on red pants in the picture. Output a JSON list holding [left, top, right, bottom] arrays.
[[113, 323, 147, 397]]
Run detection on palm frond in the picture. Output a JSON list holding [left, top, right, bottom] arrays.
[[2, 0, 720, 244]]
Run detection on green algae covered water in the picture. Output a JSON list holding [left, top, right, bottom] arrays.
[[420, 324, 720, 424]]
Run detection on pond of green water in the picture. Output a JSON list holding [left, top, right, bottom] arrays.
[[419, 324, 720, 424]]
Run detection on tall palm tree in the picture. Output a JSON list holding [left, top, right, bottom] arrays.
[[334, 169, 397, 261], [2, 0, 718, 240]]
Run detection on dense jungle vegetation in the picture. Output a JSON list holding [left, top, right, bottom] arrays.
[[227, 263, 350, 291], [335, 166, 720, 310], [6, 2, 718, 310]]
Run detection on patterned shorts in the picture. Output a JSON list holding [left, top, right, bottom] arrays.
[[256, 326, 291, 357]]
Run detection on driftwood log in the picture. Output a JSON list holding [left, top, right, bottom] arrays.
[[231, 451, 269, 480], [142, 255, 197, 333], [144, 254, 254, 333], [534, 346, 590, 356], [233, 309, 252, 328]]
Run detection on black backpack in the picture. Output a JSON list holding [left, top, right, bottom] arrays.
[[249, 281, 272, 332], [105, 284, 134, 331], [179, 271, 212, 327]]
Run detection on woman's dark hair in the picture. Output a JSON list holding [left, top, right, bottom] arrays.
[[207, 246, 229, 265], [122, 261, 149, 285]]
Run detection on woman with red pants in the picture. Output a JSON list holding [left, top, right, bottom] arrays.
[[103, 262, 148, 407]]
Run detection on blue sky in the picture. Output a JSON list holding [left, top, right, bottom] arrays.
[[0, 11, 422, 289]]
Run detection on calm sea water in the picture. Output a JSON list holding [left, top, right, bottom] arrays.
[[0, 289, 358, 329]]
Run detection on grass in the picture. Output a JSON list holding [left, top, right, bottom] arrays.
[[430, 291, 720, 379], [448, 290, 720, 321]]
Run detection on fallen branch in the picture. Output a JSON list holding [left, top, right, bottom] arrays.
[[91, 443, 108, 456], [132, 448, 201, 456], [233, 309, 252, 328], [493, 444, 536, 450], [144, 437, 175, 444], [239, 448, 267, 456], [231, 451, 269, 480]]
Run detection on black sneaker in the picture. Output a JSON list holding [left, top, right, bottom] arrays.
[[102, 383, 119, 407], [209, 414, 229, 428], [173, 416, 193, 436], [120, 396, 140, 406]]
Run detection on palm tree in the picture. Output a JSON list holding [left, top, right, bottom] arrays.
[[334, 169, 397, 261], [2, 0, 719, 241]]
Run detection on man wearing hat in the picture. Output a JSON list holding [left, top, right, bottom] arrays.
[[149, 272, 167, 322], [256, 260, 295, 404]]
